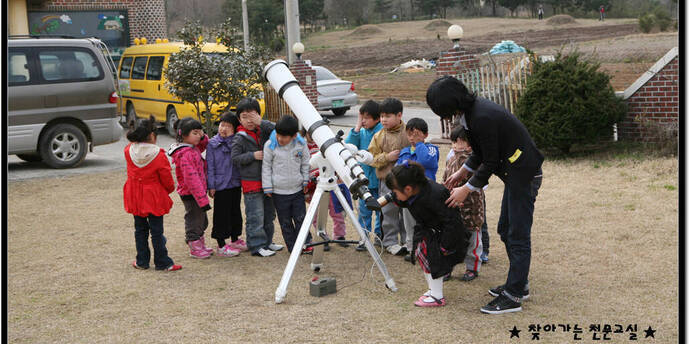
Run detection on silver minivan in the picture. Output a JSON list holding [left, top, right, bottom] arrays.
[[8, 37, 122, 168]]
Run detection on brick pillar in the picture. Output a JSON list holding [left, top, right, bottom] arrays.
[[435, 46, 480, 78], [435, 46, 480, 139], [289, 60, 318, 108]]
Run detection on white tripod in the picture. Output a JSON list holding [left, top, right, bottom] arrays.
[[274, 149, 398, 304]]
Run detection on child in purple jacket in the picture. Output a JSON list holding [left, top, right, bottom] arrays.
[[168, 118, 212, 259], [207, 113, 246, 257]]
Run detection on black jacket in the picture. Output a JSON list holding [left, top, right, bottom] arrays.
[[396, 181, 470, 279], [231, 120, 275, 182], [463, 97, 543, 189]]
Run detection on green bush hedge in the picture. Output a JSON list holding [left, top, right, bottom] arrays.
[[515, 53, 626, 154], [638, 14, 655, 33]]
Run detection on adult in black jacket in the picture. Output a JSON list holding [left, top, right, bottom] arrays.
[[426, 76, 543, 314], [385, 162, 470, 307]]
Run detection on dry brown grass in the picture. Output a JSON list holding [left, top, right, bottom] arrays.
[[8, 145, 678, 343]]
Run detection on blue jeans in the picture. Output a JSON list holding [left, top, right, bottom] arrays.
[[497, 175, 542, 299], [273, 192, 311, 252], [358, 186, 382, 236], [244, 192, 276, 254], [133, 215, 174, 270]]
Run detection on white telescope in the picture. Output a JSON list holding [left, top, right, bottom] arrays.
[[263, 60, 380, 210], [264, 60, 397, 303]]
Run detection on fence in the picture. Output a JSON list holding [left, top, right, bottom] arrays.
[[440, 54, 534, 139], [263, 83, 293, 122]]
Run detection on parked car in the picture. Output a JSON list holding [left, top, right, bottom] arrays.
[[313, 65, 358, 116], [117, 40, 266, 136], [8, 36, 122, 168]]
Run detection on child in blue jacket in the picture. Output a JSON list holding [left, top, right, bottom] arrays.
[[396, 117, 439, 260], [345, 100, 383, 251]]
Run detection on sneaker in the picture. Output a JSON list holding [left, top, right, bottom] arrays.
[[335, 236, 349, 247], [414, 294, 446, 307], [480, 293, 522, 314], [488, 285, 529, 301], [157, 264, 182, 272], [323, 243, 331, 252], [252, 248, 276, 257], [268, 243, 284, 251], [217, 244, 240, 257], [386, 244, 407, 256], [403, 253, 412, 262], [301, 246, 314, 255], [355, 242, 366, 251], [461, 270, 478, 282], [132, 261, 149, 270], [229, 239, 249, 252], [480, 252, 489, 263]]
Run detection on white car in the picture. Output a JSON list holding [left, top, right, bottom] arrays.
[[313, 66, 358, 116]]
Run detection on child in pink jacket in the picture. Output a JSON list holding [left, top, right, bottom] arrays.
[[168, 118, 212, 259]]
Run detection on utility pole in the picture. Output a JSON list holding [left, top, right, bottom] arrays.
[[242, 0, 249, 50], [284, 0, 300, 65]]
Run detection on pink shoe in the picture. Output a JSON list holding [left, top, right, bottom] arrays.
[[229, 238, 248, 252], [414, 295, 446, 307], [188, 239, 211, 259], [217, 244, 240, 257], [200, 236, 214, 254]]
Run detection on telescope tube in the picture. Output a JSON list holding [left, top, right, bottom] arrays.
[[263, 60, 380, 210]]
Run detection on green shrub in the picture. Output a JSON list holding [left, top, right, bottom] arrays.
[[653, 6, 672, 31], [638, 14, 654, 33], [515, 53, 627, 154]]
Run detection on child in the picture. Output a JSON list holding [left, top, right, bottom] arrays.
[[304, 130, 352, 251], [345, 100, 383, 251], [231, 98, 283, 257], [444, 125, 486, 281], [262, 115, 312, 253], [167, 117, 212, 259], [123, 116, 181, 271], [446, 127, 490, 264], [385, 161, 469, 307], [367, 98, 410, 256], [206, 112, 245, 257], [396, 117, 440, 260]]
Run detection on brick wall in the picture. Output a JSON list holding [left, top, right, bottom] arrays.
[[289, 60, 318, 108], [33, 0, 166, 44], [618, 56, 679, 141], [435, 46, 480, 77]]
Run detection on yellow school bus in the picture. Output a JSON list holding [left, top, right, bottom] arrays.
[[117, 38, 265, 136]]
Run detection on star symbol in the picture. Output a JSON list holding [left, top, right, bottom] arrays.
[[644, 326, 656, 338], [509, 325, 521, 338]]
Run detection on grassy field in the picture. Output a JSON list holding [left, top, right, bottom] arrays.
[[7, 145, 678, 343]]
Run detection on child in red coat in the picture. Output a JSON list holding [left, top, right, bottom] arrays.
[[123, 116, 181, 271], [168, 118, 212, 259]]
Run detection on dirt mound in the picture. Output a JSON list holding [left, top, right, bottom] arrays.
[[424, 19, 452, 31], [547, 15, 576, 25], [347, 25, 384, 37]]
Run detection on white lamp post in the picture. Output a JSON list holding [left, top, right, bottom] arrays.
[[293, 42, 305, 61], [447, 24, 464, 49]]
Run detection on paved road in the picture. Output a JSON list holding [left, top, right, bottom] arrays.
[[7, 124, 177, 182], [7, 105, 442, 182]]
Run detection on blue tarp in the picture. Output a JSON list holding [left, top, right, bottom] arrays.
[[489, 40, 527, 55]]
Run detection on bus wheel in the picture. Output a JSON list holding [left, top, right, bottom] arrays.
[[166, 107, 179, 137]]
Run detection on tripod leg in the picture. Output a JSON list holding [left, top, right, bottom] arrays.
[[275, 188, 325, 303], [311, 190, 331, 271], [332, 188, 398, 292]]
